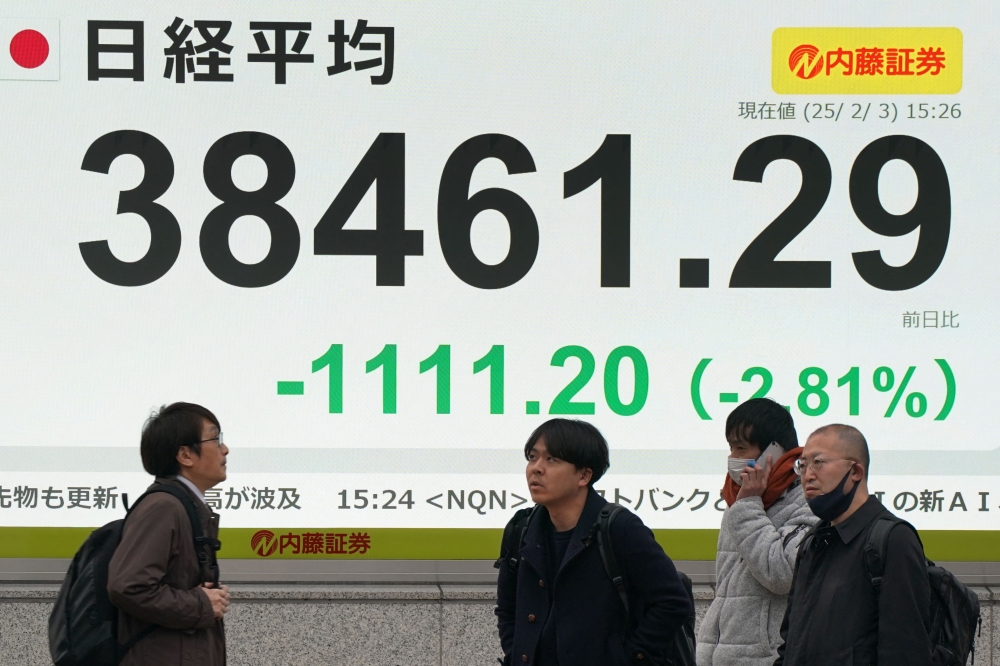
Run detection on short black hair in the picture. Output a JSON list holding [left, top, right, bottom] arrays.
[[141, 402, 220, 477], [523, 418, 610, 485], [810, 424, 870, 478], [725, 398, 798, 453]]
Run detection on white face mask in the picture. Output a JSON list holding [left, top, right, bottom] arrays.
[[728, 458, 753, 484], [728, 442, 785, 485]]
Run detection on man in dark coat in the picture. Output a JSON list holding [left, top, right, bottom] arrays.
[[496, 418, 692, 666], [108, 402, 229, 665], [774, 424, 931, 666]]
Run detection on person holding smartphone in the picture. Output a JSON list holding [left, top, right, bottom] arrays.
[[696, 398, 818, 666]]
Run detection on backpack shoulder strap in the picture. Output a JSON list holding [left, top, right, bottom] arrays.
[[129, 484, 221, 585], [131, 485, 203, 535], [494, 505, 537, 572], [782, 523, 810, 550], [864, 515, 920, 595], [594, 503, 630, 617], [796, 524, 819, 557]]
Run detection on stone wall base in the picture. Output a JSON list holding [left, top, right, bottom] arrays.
[[2, 584, 995, 665]]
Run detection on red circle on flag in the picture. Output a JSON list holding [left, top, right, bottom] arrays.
[[10, 29, 49, 69]]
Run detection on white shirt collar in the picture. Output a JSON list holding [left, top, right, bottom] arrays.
[[175, 474, 207, 506]]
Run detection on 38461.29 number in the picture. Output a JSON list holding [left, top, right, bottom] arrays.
[[79, 131, 948, 291]]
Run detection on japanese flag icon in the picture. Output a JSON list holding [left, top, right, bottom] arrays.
[[0, 18, 58, 80]]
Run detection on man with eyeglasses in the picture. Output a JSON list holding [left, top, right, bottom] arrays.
[[773, 424, 930, 666], [108, 403, 230, 665]]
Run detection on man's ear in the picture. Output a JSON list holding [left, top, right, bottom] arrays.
[[176, 446, 197, 470], [578, 467, 593, 487], [851, 463, 865, 482]]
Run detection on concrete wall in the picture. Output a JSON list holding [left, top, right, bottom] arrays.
[[2, 583, 996, 665]]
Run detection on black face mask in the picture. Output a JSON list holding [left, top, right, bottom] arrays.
[[806, 469, 859, 522]]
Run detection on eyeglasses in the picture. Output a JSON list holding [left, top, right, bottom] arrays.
[[198, 432, 224, 448], [793, 457, 854, 476]]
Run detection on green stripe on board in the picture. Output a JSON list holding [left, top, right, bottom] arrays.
[[0, 528, 996, 561]]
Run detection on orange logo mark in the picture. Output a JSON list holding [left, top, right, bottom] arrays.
[[789, 44, 822, 79], [250, 529, 278, 557]]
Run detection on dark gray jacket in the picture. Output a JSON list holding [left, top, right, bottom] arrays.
[[496, 489, 691, 665], [774, 495, 930, 666]]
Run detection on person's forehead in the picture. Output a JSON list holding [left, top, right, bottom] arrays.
[[529, 439, 548, 453], [803, 432, 841, 457]]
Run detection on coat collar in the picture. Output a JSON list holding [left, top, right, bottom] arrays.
[[520, 488, 608, 576], [153, 476, 215, 525], [832, 494, 885, 544], [173, 475, 208, 506]]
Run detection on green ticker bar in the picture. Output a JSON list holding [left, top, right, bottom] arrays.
[[0, 527, 95, 559], [276, 381, 305, 395], [719, 393, 739, 403], [1, 527, 998, 562]]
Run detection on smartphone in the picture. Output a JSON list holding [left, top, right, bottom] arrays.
[[749, 441, 784, 468]]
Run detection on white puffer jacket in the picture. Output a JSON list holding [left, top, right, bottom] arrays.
[[696, 481, 819, 666]]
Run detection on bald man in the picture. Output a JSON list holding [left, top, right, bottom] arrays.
[[773, 424, 931, 666]]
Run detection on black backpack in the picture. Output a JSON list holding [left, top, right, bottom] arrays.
[[48, 484, 221, 666], [495, 504, 697, 666], [863, 517, 982, 666]]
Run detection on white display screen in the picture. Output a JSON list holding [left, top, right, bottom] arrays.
[[0, 2, 993, 558]]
